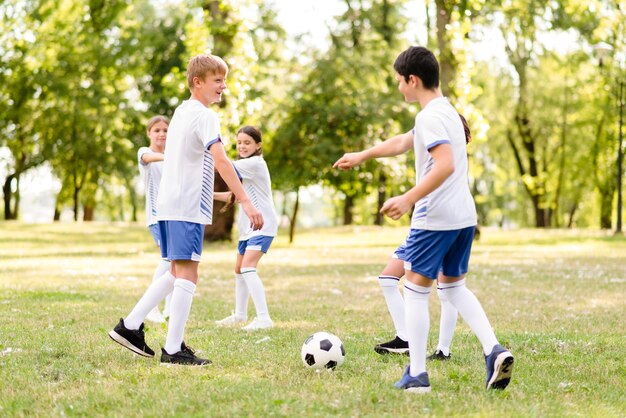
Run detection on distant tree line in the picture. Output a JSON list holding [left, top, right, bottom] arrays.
[[1, 0, 624, 238]]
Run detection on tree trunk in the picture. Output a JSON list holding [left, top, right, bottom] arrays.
[[434, 0, 456, 98], [343, 194, 354, 225], [599, 188, 614, 229], [288, 189, 300, 244], [126, 177, 138, 222], [73, 185, 80, 222], [375, 171, 385, 225], [567, 203, 578, 228], [3, 173, 16, 220], [203, 171, 235, 242], [83, 206, 94, 221]]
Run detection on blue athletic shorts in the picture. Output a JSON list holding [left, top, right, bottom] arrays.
[[392, 240, 407, 261], [158, 220, 204, 262], [148, 224, 161, 247], [403, 226, 475, 280], [237, 235, 274, 255]]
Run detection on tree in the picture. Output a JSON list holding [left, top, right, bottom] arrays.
[[0, 0, 49, 219]]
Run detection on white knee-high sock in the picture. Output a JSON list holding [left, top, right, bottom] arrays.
[[404, 281, 431, 377], [441, 279, 499, 355], [234, 273, 249, 319], [436, 286, 458, 356], [241, 267, 270, 320], [164, 279, 196, 355], [152, 259, 171, 283], [125, 271, 175, 330], [151, 260, 171, 315], [378, 276, 407, 341]]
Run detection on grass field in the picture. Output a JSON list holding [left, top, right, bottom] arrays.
[[0, 222, 625, 417]]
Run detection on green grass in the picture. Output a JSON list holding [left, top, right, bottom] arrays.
[[0, 222, 625, 417]]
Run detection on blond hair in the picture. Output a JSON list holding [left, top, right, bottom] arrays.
[[146, 115, 169, 132], [186, 54, 228, 90]]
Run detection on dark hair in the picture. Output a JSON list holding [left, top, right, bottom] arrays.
[[458, 113, 471, 144], [393, 46, 439, 89], [237, 125, 263, 157]]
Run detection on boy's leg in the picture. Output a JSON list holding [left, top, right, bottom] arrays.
[[124, 270, 176, 330], [163, 260, 198, 355], [404, 273, 433, 377], [109, 270, 175, 357], [146, 259, 171, 323], [439, 226, 513, 389], [375, 257, 409, 354], [394, 271, 433, 393]]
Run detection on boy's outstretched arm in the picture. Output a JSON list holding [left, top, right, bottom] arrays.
[[333, 130, 413, 170], [210, 142, 264, 230], [381, 143, 455, 220]]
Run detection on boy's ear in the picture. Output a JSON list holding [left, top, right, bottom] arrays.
[[409, 74, 421, 88]]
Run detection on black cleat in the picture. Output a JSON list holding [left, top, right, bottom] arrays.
[[109, 318, 155, 357], [427, 349, 451, 361], [374, 336, 409, 355], [160, 342, 212, 366]]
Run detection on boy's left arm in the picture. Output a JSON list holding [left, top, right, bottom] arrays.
[[381, 143, 455, 220], [211, 142, 264, 230]]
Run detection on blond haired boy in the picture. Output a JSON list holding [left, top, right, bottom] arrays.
[[110, 54, 263, 366]]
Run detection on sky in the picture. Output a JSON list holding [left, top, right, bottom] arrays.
[[271, 0, 427, 52]]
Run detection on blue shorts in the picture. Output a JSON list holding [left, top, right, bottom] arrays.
[[392, 241, 407, 261], [158, 220, 204, 262], [148, 224, 161, 247], [237, 235, 274, 255], [403, 227, 475, 280]]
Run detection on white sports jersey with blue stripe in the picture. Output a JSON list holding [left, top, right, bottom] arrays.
[[411, 97, 477, 231], [232, 156, 279, 240], [138, 147, 163, 227], [157, 99, 222, 225]]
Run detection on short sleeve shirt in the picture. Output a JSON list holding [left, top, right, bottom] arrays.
[[411, 97, 477, 230], [157, 99, 222, 225], [232, 156, 279, 240], [138, 147, 163, 226]]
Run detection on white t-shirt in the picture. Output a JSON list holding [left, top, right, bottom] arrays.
[[233, 156, 279, 240], [138, 147, 163, 226], [157, 99, 222, 225], [411, 97, 477, 230]]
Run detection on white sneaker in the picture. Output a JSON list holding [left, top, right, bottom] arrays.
[[242, 317, 273, 331], [215, 314, 246, 326], [146, 307, 165, 323]]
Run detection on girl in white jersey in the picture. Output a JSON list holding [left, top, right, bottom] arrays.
[[215, 126, 279, 331], [137, 115, 171, 323]]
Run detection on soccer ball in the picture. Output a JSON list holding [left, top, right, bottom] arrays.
[[301, 332, 345, 370]]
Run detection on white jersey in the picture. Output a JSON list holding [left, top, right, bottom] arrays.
[[233, 156, 279, 240], [138, 147, 163, 226], [411, 97, 477, 230], [157, 99, 222, 225]]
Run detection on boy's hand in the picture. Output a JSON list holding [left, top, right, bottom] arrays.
[[380, 194, 413, 220], [241, 200, 264, 230], [333, 152, 363, 170]]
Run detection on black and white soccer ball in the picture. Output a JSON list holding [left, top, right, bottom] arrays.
[[301, 332, 345, 370]]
